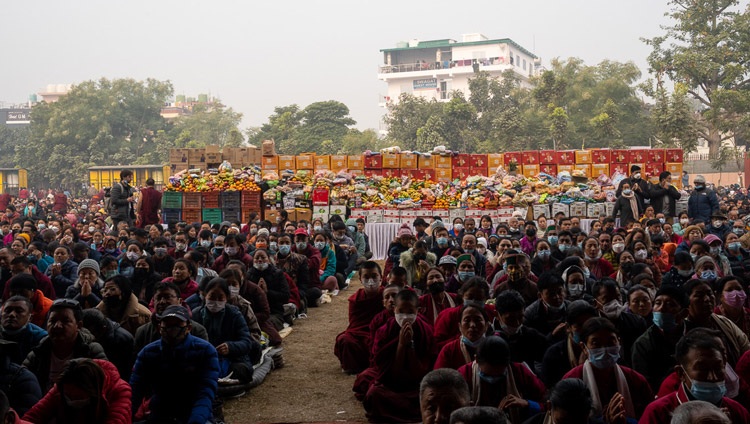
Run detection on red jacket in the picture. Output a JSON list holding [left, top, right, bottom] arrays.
[[23, 359, 132, 424], [2, 266, 55, 301], [639, 384, 750, 423]]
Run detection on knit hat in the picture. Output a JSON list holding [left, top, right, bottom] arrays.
[[432, 220, 445, 230], [683, 225, 703, 238], [694, 175, 706, 184], [16, 233, 30, 245], [456, 253, 475, 267], [397, 224, 413, 238], [477, 237, 488, 248], [439, 255, 457, 266], [77, 259, 100, 277], [694, 256, 717, 272], [257, 228, 270, 237]]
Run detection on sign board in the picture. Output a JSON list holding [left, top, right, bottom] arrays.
[[413, 78, 437, 90], [5, 109, 30, 124]]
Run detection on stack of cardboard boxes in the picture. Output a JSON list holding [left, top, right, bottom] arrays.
[[168, 145, 262, 173]]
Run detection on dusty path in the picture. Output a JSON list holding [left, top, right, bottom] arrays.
[[224, 278, 368, 424]]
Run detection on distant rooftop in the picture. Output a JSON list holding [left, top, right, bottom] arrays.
[[381, 33, 537, 59]]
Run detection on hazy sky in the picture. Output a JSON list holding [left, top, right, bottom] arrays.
[[1, 0, 679, 133]]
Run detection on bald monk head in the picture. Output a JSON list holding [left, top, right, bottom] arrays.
[[420, 368, 470, 424]]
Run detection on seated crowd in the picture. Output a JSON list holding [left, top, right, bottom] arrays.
[[335, 179, 750, 423]]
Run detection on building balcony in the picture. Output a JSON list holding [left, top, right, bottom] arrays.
[[378, 60, 533, 80]]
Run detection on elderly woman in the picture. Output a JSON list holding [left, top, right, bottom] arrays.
[[246, 248, 290, 331], [96, 275, 151, 336], [64, 259, 105, 309], [676, 225, 704, 254]]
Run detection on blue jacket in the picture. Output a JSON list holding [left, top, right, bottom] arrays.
[[130, 334, 219, 424], [688, 188, 719, 223], [1, 323, 47, 365], [191, 304, 257, 371]]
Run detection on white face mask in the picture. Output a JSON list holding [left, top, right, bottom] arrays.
[[612, 243, 625, 254], [200, 240, 212, 248], [362, 278, 380, 290], [126, 252, 140, 262], [205, 299, 226, 313], [454, 224, 464, 231], [602, 299, 624, 319], [229, 286, 240, 297], [175, 243, 187, 251], [253, 262, 268, 271], [395, 313, 417, 327]]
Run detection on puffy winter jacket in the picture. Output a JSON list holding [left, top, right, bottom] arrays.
[[23, 329, 107, 390], [24, 358, 131, 424], [1, 323, 47, 365], [688, 188, 719, 223], [0, 354, 41, 416]]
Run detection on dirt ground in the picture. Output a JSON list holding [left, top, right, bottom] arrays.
[[224, 276, 368, 424]]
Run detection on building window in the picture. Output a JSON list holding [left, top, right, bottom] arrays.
[[523, 59, 527, 70], [516, 55, 520, 67]]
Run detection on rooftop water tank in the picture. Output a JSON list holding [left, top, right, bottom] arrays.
[[408, 39, 419, 48], [29, 94, 37, 102], [396, 41, 408, 48]]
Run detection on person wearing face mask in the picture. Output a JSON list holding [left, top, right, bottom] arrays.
[[640, 328, 750, 423], [334, 261, 385, 374], [616, 165, 651, 205], [445, 253, 477, 294], [673, 212, 691, 237], [688, 175, 720, 225], [246, 249, 289, 332], [713, 276, 750, 338], [612, 180, 644, 227], [650, 171, 681, 220], [493, 253, 538, 307], [457, 336, 546, 421], [429, 226, 453, 259], [23, 358, 130, 424], [519, 221, 538, 257], [275, 233, 317, 308], [551, 231, 574, 262], [95, 275, 150, 337], [524, 273, 571, 342], [662, 251, 696, 289], [491, 291, 547, 368], [449, 218, 464, 239], [694, 255, 720, 284], [129, 256, 162, 305], [211, 234, 252, 273], [433, 278, 496, 352], [703, 234, 732, 277], [418, 268, 457, 325], [459, 233, 486, 278], [434, 304, 488, 370], [592, 279, 648, 367], [150, 237, 175, 279], [560, 263, 592, 303], [724, 232, 750, 280], [541, 300, 598, 387], [363, 289, 433, 423], [191, 277, 257, 385], [708, 213, 732, 240], [562, 318, 653, 423]]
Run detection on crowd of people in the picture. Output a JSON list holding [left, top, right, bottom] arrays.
[[334, 168, 750, 423], [0, 170, 375, 423], [1, 165, 749, 423]]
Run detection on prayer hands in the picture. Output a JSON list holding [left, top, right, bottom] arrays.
[[604, 392, 626, 424], [399, 321, 414, 347], [499, 394, 528, 410]]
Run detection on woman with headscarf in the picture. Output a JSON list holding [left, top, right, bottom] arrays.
[[96, 275, 151, 336], [246, 248, 290, 331], [445, 253, 476, 294], [418, 267, 457, 325], [612, 181, 643, 226]]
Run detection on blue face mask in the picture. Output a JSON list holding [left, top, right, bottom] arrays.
[[278, 244, 291, 255], [653, 311, 678, 331], [437, 237, 448, 246], [458, 271, 475, 281], [728, 242, 742, 251], [701, 270, 717, 280], [571, 331, 582, 344], [537, 249, 551, 259], [688, 377, 727, 404], [548, 236, 558, 246], [461, 336, 482, 348], [465, 248, 475, 255], [559, 244, 569, 252], [622, 189, 633, 196], [587, 346, 621, 369], [479, 370, 504, 385]]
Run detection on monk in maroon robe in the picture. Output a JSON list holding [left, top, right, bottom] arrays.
[[434, 304, 488, 370], [418, 267, 458, 325], [433, 277, 495, 352], [334, 261, 385, 374], [363, 289, 434, 423]]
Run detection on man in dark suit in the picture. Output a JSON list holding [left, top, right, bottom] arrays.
[[650, 171, 682, 220]]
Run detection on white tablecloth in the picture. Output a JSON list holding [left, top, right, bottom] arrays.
[[366, 223, 402, 261]]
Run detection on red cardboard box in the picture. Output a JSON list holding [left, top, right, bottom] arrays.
[[452, 154, 471, 168], [382, 153, 400, 169], [646, 162, 664, 177], [435, 168, 452, 182], [422, 169, 436, 181], [470, 166, 489, 177], [648, 149, 666, 164], [666, 149, 684, 163], [630, 150, 648, 163], [312, 188, 330, 206], [611, 149, 629, 164], [364, 155, 383, 170], [591, 149, 611, 164], [540, 150, 556, 165], [435, 155, 452, 169], [487, 154, 504, 169], [574, 150, 593, 164], [382, 168, 400, 178], [522, 151, 540, 165], [540, 164, 557, 175], [504, 152, 522, 166], [556, 150, 575, 165], [418, 155, 434, 169], [470, 154, 488, 169], [364, 169, 382, 178], [400, 153, 417, 169], [610, 163, 629, 176], [455, 167, 471, 181]]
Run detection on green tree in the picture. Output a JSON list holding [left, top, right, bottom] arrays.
[[292, 101, 356, 154], [247, 105, 302, 148], [168, 102, 243, 148], [547, 105, 571, 149], [0, 126, 29, 168], [17, 78, 173, 189], [339, 129, 384, 154], [648, 83, 698, 152], [384, 94, 443, 150], [643, 0, 750, 156]]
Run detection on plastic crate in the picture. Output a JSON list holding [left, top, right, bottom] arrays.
[[220, 191, 241, 209], [202, 208, 223, 225], [202, 192, 220, 208], [183, 209, 202, 224], [162, 208, 182, 224], [222, 208, 242, 223], [182, 193, 202, 209], [241, 190, 262, 208], [162, 192, 183, 209]]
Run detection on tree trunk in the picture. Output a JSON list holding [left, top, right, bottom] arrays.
[[707, 126, 722, 157]]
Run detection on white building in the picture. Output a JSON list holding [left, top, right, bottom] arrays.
[[377, 33, 540, 107]]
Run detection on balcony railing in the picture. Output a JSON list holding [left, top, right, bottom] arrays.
[[378, 57, 512, 74]]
